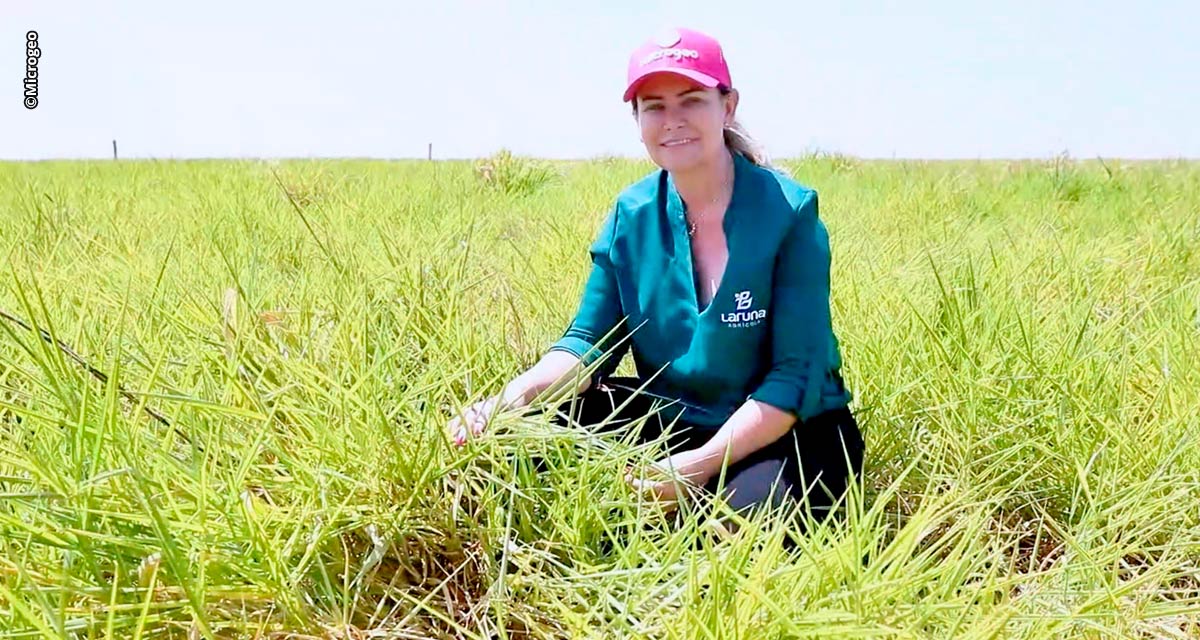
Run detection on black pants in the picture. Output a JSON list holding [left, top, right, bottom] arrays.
[[548, 376, 865, 530]]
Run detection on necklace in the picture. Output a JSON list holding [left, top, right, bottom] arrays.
[[686, 207, 712, 235], [683, 164, 735, 237], [685, 191, 727, 236]]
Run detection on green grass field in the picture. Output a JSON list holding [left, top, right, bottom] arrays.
[[1, 153, 1198, 638]]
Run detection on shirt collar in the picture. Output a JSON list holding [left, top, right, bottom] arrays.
[[664, 150, 749, 245]]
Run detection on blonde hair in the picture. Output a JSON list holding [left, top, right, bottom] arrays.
[[723, 119, 770, 168]]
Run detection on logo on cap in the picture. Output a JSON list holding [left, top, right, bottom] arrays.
[[653, 28, 681, 47], [640, 47, 699, 66]]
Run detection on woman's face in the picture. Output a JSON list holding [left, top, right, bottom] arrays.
[[634, 73, 736, 174]]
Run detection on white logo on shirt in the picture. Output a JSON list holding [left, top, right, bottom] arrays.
[[734, 290, 752, 310], [722, 290, 766, 328]]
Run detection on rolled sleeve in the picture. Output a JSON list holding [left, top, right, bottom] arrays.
[[748, 190, 832, 422], [548, 207, 630, 378]]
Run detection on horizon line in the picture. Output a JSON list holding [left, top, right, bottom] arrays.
[[3, 153, 1197, 163]]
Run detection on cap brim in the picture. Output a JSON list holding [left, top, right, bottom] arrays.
[[623, 69, 721, 102]]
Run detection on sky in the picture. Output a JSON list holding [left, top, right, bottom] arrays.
[[1, 0, 1196, 161]]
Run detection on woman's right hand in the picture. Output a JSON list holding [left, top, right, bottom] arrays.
[[445, 353, 582, 447], [447, 396, 502, 447]]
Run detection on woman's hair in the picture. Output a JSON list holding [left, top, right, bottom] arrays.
[[718, 86, 771, 168], [632, 83, 774, 169]]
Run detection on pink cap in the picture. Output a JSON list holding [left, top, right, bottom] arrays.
[[623, 27, 732, 102]]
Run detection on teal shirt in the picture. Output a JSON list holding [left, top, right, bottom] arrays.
[[549, 152, 851, 428]]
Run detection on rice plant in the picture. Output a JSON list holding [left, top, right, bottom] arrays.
[[0, 155, 1197, 638]]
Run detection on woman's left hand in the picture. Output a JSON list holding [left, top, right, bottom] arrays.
[[625, 448, 717, 510]]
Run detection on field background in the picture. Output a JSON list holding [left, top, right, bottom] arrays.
[[1, 154, 1198, 638]]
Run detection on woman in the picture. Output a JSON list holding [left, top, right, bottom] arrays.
[[448, 27, 864, 528]]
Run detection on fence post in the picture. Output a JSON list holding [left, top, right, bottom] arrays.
[[427, 143, 432, 161], [112, 139, 118, 159]]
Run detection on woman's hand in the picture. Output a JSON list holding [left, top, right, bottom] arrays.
[[625, 448, 719, 510], [445, 352, 588, 448], [447, 396, 504, 447]]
